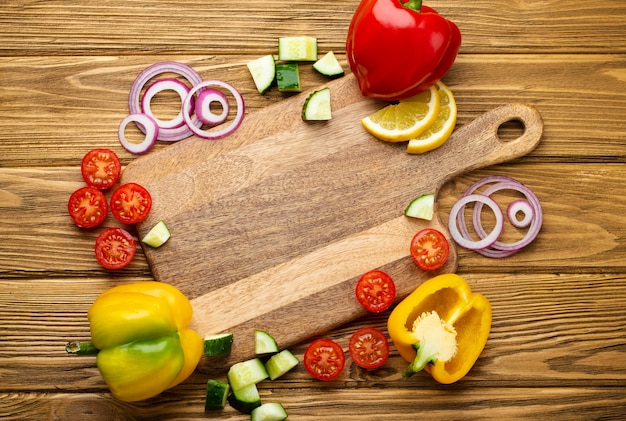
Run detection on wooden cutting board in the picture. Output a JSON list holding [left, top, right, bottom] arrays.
[[121, 73, 543, 365]]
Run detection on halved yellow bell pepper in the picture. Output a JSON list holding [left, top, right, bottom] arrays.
[[87, 281, 203, 402], [387, 274, 491, 384]]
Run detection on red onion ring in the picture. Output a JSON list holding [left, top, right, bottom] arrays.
[[118, 113, 159, 155], [182, 80, 245, 140], [141, 78, 192, 130], [472, 180, 542, 255], [128, 61, 203, 142], [507, 199, 534, 228], [448, 194, 505, 250], [452, 176, 543, 258], [196, 88, 229, 126]]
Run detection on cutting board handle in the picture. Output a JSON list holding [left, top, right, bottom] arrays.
[[428, 103, 544, 190]]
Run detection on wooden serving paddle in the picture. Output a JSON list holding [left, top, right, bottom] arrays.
[[121, 73, 543, 365]]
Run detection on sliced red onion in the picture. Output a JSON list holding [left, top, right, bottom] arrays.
[[507, 199, 534, 228], [128, 61, 203, 142], [448, 194, 504, 250], [452, 175, 543, 258], [196, 88, 229, 126], [118, 113, 159, 155], [472, 180, 543, 254], [182, 80, 245, 140], [141, 78, 192, 130]]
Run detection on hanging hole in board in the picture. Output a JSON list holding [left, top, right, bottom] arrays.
[[497, 119, 526, 142]]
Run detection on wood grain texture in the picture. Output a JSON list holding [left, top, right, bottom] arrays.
[[1, 0, 626, 419], [120, 85, 542, 362], [1, 54, 625, 167]]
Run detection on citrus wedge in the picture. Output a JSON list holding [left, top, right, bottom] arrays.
[[361, 85, 440, 142], [407, 81, 457, 154]]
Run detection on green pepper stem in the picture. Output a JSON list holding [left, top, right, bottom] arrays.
[[65, 341, 99, 355], [402, 0, 423, 12], [402, 342, 436, 378]]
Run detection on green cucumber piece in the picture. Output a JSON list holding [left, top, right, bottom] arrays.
[[255, 330, 279, 355], [141, 220, 170, 247], [278, 36, 317, 61], [203, 333, 234, 357], [276, 63, 302, 92], [251, 402, 288, 421], [313, 51, 344, 78], [228, 358, 269, 391], [302, 87, 331, 121], [227, 383, 262, 414], [247, 54, 276, 94], [265, 349, 299, 380], [404, 193, 435, 220], [205, 379, 230, 410]]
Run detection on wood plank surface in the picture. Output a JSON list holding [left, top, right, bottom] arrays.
[[1, 0, 626, 419], [119, 77, 542, 362]]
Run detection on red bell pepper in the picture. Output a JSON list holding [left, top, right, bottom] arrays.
[[346, 0, 461, 101]]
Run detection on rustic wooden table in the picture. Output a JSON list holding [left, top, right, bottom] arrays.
[[1, 0, 626, 419]]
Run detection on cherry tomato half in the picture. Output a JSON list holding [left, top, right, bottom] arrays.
[[355, 270, 396, 313], [110, 182, 152, 224], [94, 227, 136, 269], [410, 228, 450, 271], [348, 327, 390, 370], [68, 186, 108, 228], [303, 338, 346, 381], [81, 148, 121, 190]]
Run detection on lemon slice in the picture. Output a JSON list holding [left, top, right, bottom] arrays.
[[407, 81, 457, 154], [361, 85, 440, 142]]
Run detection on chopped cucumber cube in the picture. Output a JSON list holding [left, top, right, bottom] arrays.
[[255, 330, 279, 355], [228, 358, 269, 391], [247, 54, 276, 94], [313, 51, 344, 77], [251, 402, 288, 421], [278, 36, 317, 61], [203, 333, 234, 357], [404, 193, 435, 220], [302, 87, 331, 121], [205, 379, 230, 410], [227, 383, 262, 414], [141, 220, 170, 248], [265, 349, 299, 380], [276, 63, 302, 92]]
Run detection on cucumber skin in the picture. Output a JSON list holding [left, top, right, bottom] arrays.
[[227, 384, 262, 414], [141, 220, 170, 247], [227, 358, 269, 391], [205, 379, 230, 410], [255, 329, 279, 354], [203, 333, 233, 357], [247, 55, 276, 94], [313, 51, 345, 78], [278, 36, 317, 61], [265, 349, 300, 380], [251, 402, 288, 421], [302, 87, 331, 121], [276, 63, 302, 92], [404, 193, 435, 220]]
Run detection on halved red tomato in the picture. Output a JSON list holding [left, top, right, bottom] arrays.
[[410, 228, 450, 271], [303, 338, 346, 381], [348, 327, 390, 370], [355, 270, 396, 313], [81, 148, 121, 190], [110, 182, 152, 224], [94, 227, 136, 269], [68, 186, 108, 228]]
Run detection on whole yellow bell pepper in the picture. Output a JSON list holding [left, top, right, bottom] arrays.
[[387, 274, 491, 384], [86, 281, 203, 402]]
